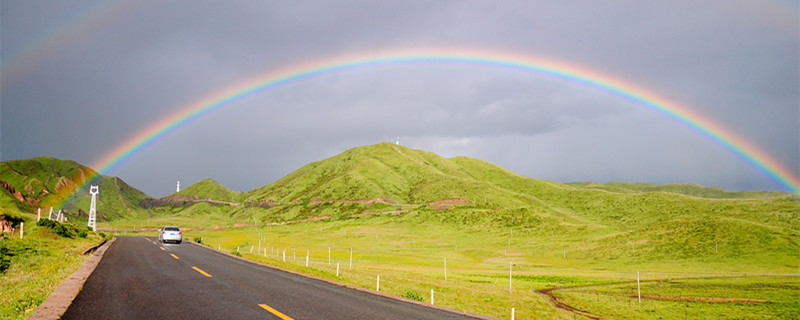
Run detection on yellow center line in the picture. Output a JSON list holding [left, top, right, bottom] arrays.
[[160, 247, 165, 251], [170, 253, 180, 259], [192, 266, 212, 277], [258, 304, 294, 320]]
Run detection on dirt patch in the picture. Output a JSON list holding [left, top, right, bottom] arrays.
[[429, 198, 472, 210], [537, 287, 605, 320]]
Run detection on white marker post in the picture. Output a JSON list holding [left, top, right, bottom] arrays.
[[336, 262, 340, 277], [283, 249, 286, 262], [349, 248, 353, 271], [37, 208, 41, 221], [377, 275, 380, 291], [306, 249, 310, 267], [431, 289, 434, 305], [20, 222, 23, 239], [637, 271, 641, 303], [511, 308, 515, 320]]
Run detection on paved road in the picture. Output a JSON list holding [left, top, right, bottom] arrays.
[[61, 236, 480, 320]]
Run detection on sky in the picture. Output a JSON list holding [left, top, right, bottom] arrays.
[[2, 0, 798, 197]]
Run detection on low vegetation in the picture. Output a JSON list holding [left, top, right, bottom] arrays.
[[0, 210, 105, 320]]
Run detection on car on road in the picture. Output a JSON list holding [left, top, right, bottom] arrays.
[[158, 226, 182, 244]]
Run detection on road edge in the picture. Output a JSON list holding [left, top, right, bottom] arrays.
[[27, 237, 116, 320], [189, 241, 499, 320]]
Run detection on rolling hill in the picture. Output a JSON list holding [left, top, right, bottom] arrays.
[[0, 157, 151, 221]]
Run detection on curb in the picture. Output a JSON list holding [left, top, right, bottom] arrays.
[[189, 241, 498, 320], [27, 237, 116, 320]]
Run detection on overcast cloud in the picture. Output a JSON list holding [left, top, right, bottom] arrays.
[[2, 0, 797, 197]]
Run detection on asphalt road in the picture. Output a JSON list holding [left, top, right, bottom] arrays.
[[61, 236, 480, 320]]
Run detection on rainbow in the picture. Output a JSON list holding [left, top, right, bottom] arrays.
[[61, 48, 800, 206]]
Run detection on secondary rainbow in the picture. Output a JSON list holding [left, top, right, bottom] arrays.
[[62, 48, 800, 206]]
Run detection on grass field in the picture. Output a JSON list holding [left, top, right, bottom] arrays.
[[0, 211, 107, 320], [157, 211, 799, 319]]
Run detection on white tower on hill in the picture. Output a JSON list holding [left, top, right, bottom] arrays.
[[88, 185, 99, 232], [177, 181, 181, 192]]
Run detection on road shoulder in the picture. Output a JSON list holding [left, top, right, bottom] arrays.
[[27, 238, 115, 320]]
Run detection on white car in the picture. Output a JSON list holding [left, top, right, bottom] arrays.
[[158, 226, 182, 244]]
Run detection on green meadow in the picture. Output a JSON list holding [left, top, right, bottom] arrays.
[[150, 203, 798, 320]]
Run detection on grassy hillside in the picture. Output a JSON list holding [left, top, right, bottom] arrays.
[[0, 157, 151, 222], [173, 178, 243, 202]]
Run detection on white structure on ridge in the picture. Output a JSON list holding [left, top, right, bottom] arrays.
[[396, 137, 400, 145], [88, 185, 99, 232], [177, 181, 181, 192]]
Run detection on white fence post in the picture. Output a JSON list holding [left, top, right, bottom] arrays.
[[637, 271, 641, 303], [431, 289, 434, 305], [377, 275, 380, 291]]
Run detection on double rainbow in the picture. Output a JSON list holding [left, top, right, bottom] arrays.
[[63, 48, 799, 206]]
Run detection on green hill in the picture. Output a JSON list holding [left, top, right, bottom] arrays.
[[0, 157, 151, 221], [174, 178, 242, 202], [245, 142, 557, 206]]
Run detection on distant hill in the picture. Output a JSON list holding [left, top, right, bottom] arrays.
[[0, 157, 151, 221], [567, 182, 788, 199], [175, 178, 242, 202], [141, 178, 244, 208], [245, 142, 560, 206]]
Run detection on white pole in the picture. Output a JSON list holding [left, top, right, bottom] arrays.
[[637, 271, 641, 303], [431, 289, 434, 305], [218, 245, 221, 250], [328, 247, 331, 264], [306, 249, 309, 267], [20, 222, 23, 239], [250, 246, 254, 253], [49, 207, 53, 220], [336, 262, 340, 277], [511, 308, 515, 320], [37, 208, 41, 221], [283, 249, 286, 262], [349, 248, 353, 271], [377, 275, 380, 291], [264, 248, 267, 257]]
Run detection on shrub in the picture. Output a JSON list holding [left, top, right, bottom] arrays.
[[54, 224, 74, 238], [98, 232, 107, 239], [193, 236, 203, 244], [231, 250, 242, 257], [77, 230, 88, 238], [36, 219, 58, 229], [401, 290, 425, 302]]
